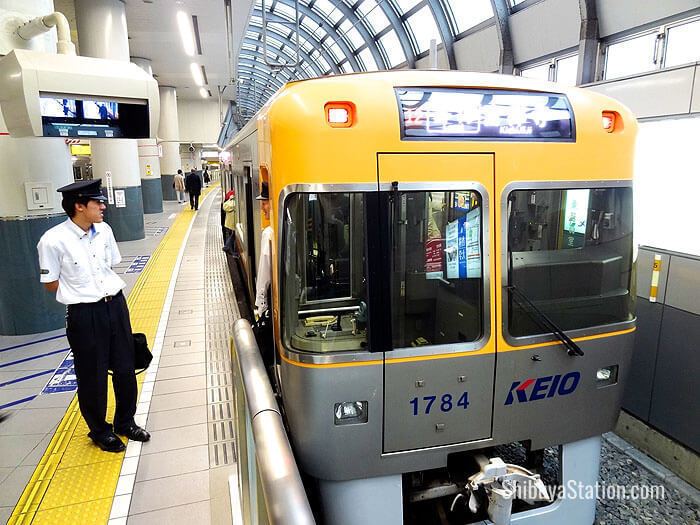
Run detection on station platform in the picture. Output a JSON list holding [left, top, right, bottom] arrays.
[[1, 185, 698, 525], [1, 184, 241, 524]]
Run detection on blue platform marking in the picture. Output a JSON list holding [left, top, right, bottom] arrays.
[[0, 347, 69, 369], [0, 369, 54, 388], [126, 255, 150, 274], [0, 333, 66, 353], [42, 352, 77, 394], [0, 395, 37, 410]]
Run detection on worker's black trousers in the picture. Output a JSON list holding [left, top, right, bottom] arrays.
[[66, 292, 137, 437]]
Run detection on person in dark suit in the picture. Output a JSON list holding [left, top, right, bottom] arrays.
[[185, 169, 202, 210]]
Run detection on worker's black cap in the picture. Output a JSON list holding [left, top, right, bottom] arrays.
[[57, 179, 108, 202], [256, 182, 269, 200]]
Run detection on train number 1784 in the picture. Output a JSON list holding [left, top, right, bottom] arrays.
[[410, 392, 470, 416]]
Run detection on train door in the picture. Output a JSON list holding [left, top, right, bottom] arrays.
[[377, 153, 495, 453]]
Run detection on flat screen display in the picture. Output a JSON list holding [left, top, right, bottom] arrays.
[[39, 94, 148, 139], [83, 100, 119, 120], [397, 88, 574, 141], [40, 97, 78, 118]]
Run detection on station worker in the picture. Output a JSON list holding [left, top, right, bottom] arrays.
[[37, 179, 150, 453], [255, 182, 273, 317]]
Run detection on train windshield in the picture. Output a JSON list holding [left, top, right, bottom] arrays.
[[507, 186, 634, 337], [282, 193, 368, 353], [389, 190, 484, 349]]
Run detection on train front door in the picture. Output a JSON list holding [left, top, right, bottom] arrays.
[[377, 153, 496, 453]]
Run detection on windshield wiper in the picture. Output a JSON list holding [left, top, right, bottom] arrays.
[[507, 285, 584, 357]]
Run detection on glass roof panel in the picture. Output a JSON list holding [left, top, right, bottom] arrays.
[[447, 0, 493, 33], [380, 30, 406, 67], [407, 5, 441, 52], [274, 2, 297, 19], [340, 19, 364, 49], [316, 54, 330, 71], [327, 41, 343, 61], [357, 0, 390, 32], [340, 61, 353, 73], [359, 47, 379, 71], [312, 0, 343, 24], [394, 0, 423, 14]]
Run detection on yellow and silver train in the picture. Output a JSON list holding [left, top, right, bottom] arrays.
[[223, 71, 636, 525]]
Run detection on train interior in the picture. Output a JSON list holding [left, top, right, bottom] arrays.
[[507, 187, 634, 337]]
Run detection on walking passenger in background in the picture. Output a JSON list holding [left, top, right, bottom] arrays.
[[174, 169, 186, 204], [185, 168, 202, 211], [203, 167, 211, 187], [37, 180, 150, 452], [222, 190, 237, 255]]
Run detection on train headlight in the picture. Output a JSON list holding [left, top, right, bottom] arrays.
[[334, 401, 368, 425], [325, 101, 356, 128], [596, 365, 618, 387]]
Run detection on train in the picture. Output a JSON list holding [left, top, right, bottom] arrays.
[[221, 71, 637, 525]]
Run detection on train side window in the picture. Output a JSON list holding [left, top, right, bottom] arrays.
[[507, 187, 634, 337], [390, 190, 483, 349], [282, 193, 368, 353]]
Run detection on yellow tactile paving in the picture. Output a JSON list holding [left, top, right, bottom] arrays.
[[10, 185, 219, 524], [31, 498, 114, 525]]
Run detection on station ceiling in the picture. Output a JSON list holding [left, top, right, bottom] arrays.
[[56, 0, 500, 120]]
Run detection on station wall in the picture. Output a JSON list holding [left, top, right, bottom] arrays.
[[177, 99, 221, 145]]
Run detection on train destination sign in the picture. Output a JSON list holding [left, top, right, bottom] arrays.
[[396, 88, 574, 141]]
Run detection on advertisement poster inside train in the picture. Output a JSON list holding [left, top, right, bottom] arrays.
[[466, 207, 482, 278], [446, 218, 467, 279], [425, 238, 444, 279]]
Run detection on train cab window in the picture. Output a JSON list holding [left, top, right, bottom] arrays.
[[390, 190, 483, 348], [507, 187, 634, 337], [282, 193, 368, 353]]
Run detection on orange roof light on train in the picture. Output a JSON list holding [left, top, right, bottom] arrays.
[[325, 101, 356, 128]]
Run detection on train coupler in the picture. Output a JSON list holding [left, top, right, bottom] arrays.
[[451, 456, 550, 525]]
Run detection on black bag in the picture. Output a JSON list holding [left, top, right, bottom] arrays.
[[133, 332, 153, 373], [108, 333, 152, 375]]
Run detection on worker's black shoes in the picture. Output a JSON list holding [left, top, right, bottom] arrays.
[[115, 424, 151, 442], [89, 431, 126, 453]]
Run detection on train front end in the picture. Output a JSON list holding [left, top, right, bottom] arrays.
[[263, 71, 637, 525]]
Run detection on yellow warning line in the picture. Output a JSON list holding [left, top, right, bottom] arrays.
[[9, 185, 219, 525]]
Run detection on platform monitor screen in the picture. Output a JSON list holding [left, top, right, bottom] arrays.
[[396, 88, 574, 141], [40, 97, 78, 118], [39, 94, 148, 139], [82, 100, 119, 120]]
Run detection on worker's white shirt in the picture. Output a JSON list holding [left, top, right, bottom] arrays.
[[255, 225, 273, 313], [37, 219, 126, 305]]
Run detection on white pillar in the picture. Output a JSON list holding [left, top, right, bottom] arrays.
[[0, 0, 73, 334], [132, 57, 163, 213], [158, 86, 181, 201], [74, 0, 144, 240]]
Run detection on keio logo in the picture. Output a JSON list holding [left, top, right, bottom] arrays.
[[505, 372, 581, 405]]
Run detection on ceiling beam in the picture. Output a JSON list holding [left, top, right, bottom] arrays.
[[490, 0, 514, 74], [577, 0, 599, 84], [426, 0, 456, 69]]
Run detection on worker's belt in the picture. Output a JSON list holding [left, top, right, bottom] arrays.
[[101, 291, 122, 302]]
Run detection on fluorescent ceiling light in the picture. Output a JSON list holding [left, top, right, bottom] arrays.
[[177, 11, 196, 56], [190, 63, 204, 86], [199, 87, 209, 98]]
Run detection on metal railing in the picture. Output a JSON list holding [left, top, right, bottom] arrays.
[[230, 318, 315, 525]]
